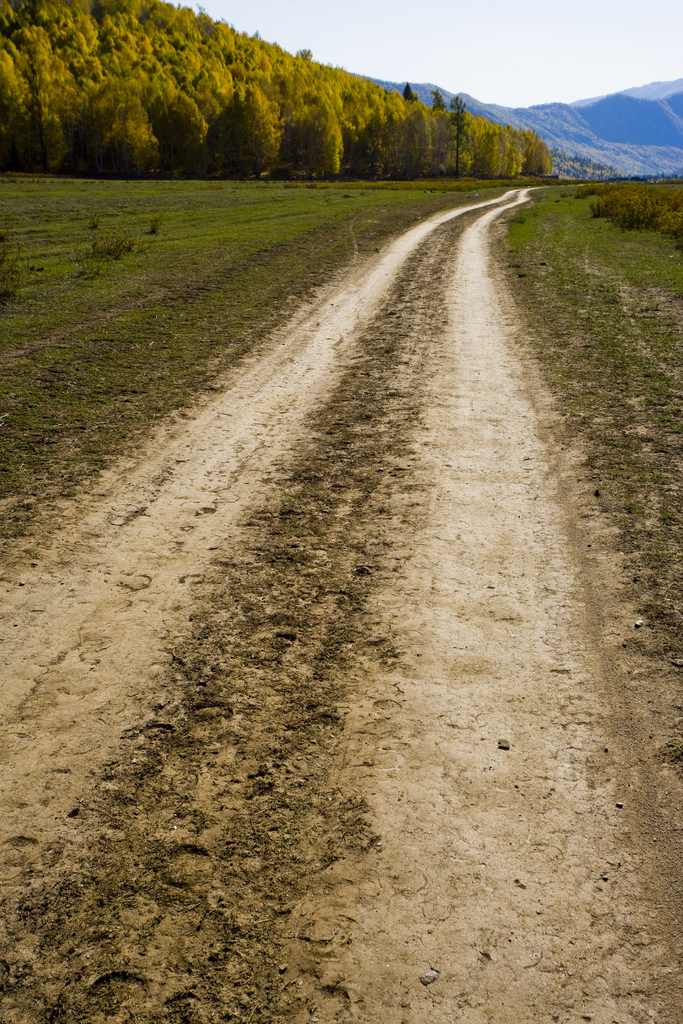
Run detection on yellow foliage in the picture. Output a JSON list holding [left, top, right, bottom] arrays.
[[0, 0, 551, 179]]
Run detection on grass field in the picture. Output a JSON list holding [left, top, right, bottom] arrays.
[[503, 186, 683, 671], [0, 176, 525, 547]]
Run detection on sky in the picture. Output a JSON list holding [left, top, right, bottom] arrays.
[[199, 0, 683, 109]]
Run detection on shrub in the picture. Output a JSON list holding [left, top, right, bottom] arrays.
[[575, 184, 600, 198], [148, 214, 164, 234]]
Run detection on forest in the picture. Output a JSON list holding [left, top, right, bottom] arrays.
[[0, 0, 552, 179]]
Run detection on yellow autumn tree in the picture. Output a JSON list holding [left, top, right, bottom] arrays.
[[242, 83, 282, 177]]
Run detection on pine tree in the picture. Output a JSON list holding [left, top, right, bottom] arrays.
[[449, 95, 466, 178]]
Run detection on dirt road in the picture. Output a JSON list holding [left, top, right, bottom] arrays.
[[1, 192, 681, 1023]]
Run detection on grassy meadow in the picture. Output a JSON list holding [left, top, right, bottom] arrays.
[[503, 186, 683, 669], [0, 175, 519, 546]]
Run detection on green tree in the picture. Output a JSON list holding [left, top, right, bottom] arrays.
[[449, 94, 466, 178], [430, 89, 445, 112], [402, 82, 415, 102]]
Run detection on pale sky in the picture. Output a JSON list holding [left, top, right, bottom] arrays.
[[200, 0, 683, 109]]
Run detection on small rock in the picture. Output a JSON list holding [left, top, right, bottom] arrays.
[[354, 565, 372, 576], [635, 620, 643, 628], [278, 964, 288, 974], [498, 739, 511, 750], [671, 659, 683, 667], [616, 802, 624, 809], [420, 969, 439, 986]]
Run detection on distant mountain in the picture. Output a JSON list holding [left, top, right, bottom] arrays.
[[572, 77, 683, 107], [368, 77, 683, 177]]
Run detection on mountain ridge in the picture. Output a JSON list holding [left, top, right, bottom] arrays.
[[572, 77, 683, 107]]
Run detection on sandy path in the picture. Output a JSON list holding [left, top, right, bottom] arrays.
[[281, 204, 680, 1022], [0, 195, 521, 875]]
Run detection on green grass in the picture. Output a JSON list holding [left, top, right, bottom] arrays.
[[503, 186, 683, 652], [0, 175, 514, 545]]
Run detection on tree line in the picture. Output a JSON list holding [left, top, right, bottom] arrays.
[[0, 0, 552, 179]]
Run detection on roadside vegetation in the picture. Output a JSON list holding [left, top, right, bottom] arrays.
[[502, 186, 683, 718], [578, 182, 683, 245], [0, 0, 551, 179], [0, 175, 522, 547]]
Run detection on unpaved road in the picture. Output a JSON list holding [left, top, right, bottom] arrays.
[[1, 192, 682, 1023]]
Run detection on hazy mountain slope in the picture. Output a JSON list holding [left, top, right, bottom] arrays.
[[365, 76, 683, 176], [578, 94, 683, 147], [666, 93, 683, 119], [573, 77, 683, 106]]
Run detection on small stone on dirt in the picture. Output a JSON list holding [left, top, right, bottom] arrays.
[[498, 739, 511, 750], [616, 802, 624, 809], [278, 964, 288, 974], [635, 620, 643, 628], [671, 659, 683, 667], [354, 565, 372, 575], [420, 969, 439, 986]]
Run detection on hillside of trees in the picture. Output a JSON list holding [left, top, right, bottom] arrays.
[[0, 0, 552, 179], [549, 148, 616, 180]]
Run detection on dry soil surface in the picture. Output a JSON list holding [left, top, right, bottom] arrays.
[[1, 191, 682, 1024]]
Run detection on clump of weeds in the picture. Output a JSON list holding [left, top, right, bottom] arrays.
[[0, 239, 24, 301], [88, 214, 100, 230], [92, 229, 148, 259], [148, 213, 164, 234], [73, 229, 149, 278]]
